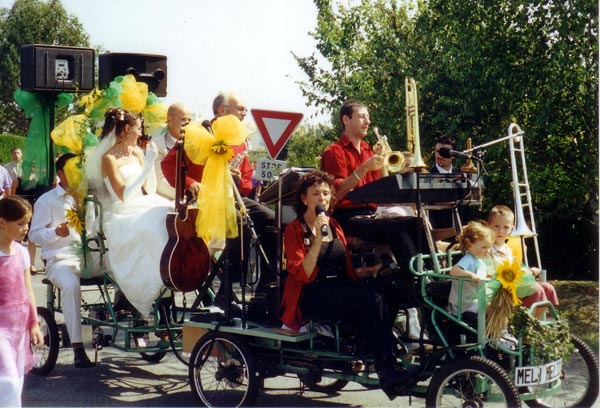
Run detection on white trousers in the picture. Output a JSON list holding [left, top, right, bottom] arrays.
[[46, 255, 102, 344]]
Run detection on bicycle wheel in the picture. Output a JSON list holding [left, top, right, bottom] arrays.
[[524, 335, 599, 408], [427, 355, 521, 408], [298, 372, 349, 393], [31, 307, 59, 375], [189, 332, 259, 407], [140, 351, 167, 362]]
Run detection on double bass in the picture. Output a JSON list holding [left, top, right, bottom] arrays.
[[160, 126, 211, 292]]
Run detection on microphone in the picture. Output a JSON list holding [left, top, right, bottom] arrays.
[[315, 205, 328, 236], [201, 120, 213, 132], [438, 147, 475, 160]]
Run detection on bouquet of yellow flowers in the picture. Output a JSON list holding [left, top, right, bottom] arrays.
[[485, 259, 525, 340]]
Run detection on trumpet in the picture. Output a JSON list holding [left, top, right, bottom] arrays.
[[405, 78, 428, 171], [460, 138, 478, 173], [373, 127, 405, 173]]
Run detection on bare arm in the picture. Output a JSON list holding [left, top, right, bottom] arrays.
[[300, 213, 330, 279], [23, 265, 43, 347], [102, 154, 127, 201], [335, 155, 385, 201], [449, 264, 481, 281]]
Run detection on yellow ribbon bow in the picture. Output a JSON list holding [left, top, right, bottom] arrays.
[[184, 115, 249, 252]]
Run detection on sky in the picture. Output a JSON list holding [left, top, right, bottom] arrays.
[[0, 0, 326, 128]]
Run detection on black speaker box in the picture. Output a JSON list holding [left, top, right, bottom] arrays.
[[99, 53, 167, 97], [20, 44, 95, 92]]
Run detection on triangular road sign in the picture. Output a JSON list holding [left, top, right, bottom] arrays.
[[251, 109, 303, 159]]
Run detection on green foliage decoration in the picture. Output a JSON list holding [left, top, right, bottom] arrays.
[[509, 306, 574, 365]]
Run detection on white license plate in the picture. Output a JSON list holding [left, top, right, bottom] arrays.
[[514, 359, 562, 387]]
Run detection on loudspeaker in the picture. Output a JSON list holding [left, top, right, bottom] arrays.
[[20, 44, 95, 92], [99, 53, 167, 97]]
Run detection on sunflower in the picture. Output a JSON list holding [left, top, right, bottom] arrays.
[[496, 259, 525, 305], [65, 207, 84, 235]]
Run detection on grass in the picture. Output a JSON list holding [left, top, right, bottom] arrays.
[[551, 280, 599, 353]]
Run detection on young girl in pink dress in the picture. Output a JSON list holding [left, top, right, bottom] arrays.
[[0, 196, 43, 407]]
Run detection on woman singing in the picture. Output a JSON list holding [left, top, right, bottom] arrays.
[[280, 170, 418, 400]]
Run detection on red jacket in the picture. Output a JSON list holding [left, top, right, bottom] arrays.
[[280, 218, 357, 331], [161, 143, 254, 197]]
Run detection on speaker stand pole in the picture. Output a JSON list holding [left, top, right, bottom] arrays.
[[47, 92, 56, 186]]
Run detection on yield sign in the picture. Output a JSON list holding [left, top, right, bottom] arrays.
[[251, 109, 303, 159]]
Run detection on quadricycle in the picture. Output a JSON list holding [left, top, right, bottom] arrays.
[[31, 125, 598, 408]]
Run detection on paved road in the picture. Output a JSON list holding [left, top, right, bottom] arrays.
[[23, 345, 423, 407], [25, 249, 424, 407]]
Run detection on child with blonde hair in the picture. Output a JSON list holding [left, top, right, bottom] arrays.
[[487, 205, 558, 318], [448, 221, 495, 325], [0, 196, 43, 407]]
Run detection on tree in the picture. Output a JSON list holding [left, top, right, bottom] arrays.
[[293, 0, 417, 149], [293, 0, 598, 278], [0, 0, 90, 134], [411, 0, 598, 279], [285, 123, 336, 168]]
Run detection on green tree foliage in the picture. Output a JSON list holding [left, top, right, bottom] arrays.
[[0, 134, 25, 163], [286, 124, 337, 168], [0, 0, 90, 134], [293, 0, 598, 279], [293, 0, 416, 148]]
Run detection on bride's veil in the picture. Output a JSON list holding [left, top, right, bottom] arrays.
[[86, 128, 115, 199]]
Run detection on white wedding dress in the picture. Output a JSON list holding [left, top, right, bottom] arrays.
[[101, 162, 172, 316]]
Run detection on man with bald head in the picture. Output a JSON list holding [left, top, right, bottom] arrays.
[[152, 103, 191, 199], [162, 92, 277, 299]]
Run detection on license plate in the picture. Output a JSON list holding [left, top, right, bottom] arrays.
[[514, 359, 562, 387]]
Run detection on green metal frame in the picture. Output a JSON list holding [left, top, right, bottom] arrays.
[[409, 251, 567, 402]]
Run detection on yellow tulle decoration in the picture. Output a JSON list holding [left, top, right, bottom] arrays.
[[78, 88, 102, 116], [64, 156, 88, 201], [119, 75, 148, 113], [50, 115, 87, 154], [184, 115, 248, 252], [142, 102, 168, 134]]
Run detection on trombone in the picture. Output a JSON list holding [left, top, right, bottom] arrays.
[[405, 78, 427, 171]]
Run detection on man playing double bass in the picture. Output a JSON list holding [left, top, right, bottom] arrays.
[[161, 92, 276, 303]]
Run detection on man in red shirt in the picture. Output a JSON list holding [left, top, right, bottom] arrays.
[[320, 100, 423, 306], [161, 92, 276, 297]]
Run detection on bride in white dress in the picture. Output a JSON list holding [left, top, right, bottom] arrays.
[[87, 108, 172, 316]]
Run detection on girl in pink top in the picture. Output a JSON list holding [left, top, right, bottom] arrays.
[[0, 196, 43, 407]]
